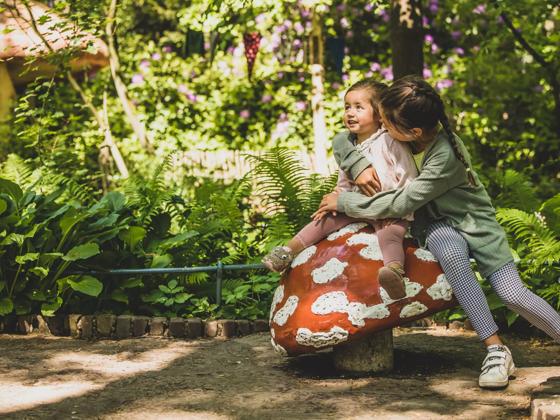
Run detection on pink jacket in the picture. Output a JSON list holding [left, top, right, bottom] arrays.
[[337, 129, 418, 221]]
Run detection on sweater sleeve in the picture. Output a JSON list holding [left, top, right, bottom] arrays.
[[336, 141, 465, 219], [332, 131, 371, 180]]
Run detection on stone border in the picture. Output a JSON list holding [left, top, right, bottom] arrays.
[[0, 315, 270, 340], [531, 376, 560, 420]]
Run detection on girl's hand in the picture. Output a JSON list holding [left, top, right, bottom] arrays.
[[312, 191, 339, 219], [355, 167, 381, 196]]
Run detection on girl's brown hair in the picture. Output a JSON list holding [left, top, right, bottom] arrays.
[[345, 78, 387, 119], [379, 75, 476, 185]]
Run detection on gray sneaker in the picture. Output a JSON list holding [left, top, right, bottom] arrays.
[[478, 344, 515, 389], [262, 246, 294, 273]]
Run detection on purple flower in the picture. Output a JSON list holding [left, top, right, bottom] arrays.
[[226, 46, 235, 54], [425, 34, 434, 44], [151, 52, 161, 60], [473, 4, 486, 14], [278, 112, 288, 121], [336, 4, 346, 12], [347, 30, 354, 38], [284, 19, 293, 28], [429, 0, 438, 14], [332, 82, 341, 90], [177, 84, 189, 94], [131, 74, 144, 85], [453, 47, 465, 56], [186, 93, 198, 103], [472, 45, 480, 52], [344, 46, 350, 54], [341, 17, 350, 29], [497, 15, 505, 24], [277, 72, 284, 80], [240, 109, 251, 119], [451, 30, 462, 40], [300, 8, 311, 19], [294, 22, 305, 35], [204, 41, 211, 50], [370, 62, 381, 72], [305, 21, 312, 31], [261, 94, 273, 103], [299, 76, 305, 82], [422, 16, 429, 27], [423, 68, 433, 78], [365, 3, 374, 12], [293, 39, 302, 49], [381, 67, 393, 81], [436, 79, 453, 90], [342, 73, 349, 82], [382, 10, 390, 22], [295, 101, 307, 111], [255, 13, 266, 25], [162, 45, 173, 53], [431, 43, 439, 54], [140, 59, 150, 69], [365, 71, 373, 77]]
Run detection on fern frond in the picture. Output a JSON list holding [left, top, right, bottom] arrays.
[[1, 154, 37, 189], [495, 169, 539, 212], [41, 169, 96, 204], [497, 208, 560, 269]]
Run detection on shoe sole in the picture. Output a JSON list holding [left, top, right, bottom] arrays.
[[479, 363, 516, 389], [378, 268, 407, 300]]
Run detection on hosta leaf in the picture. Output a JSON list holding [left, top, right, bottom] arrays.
[[0, 298, 13, 315], [110, 289, 129, 304], [41, 297, 63, 317], [119, 226, 146, 249], [16, 253, 40, 264], [67, 275, 103, 297], [63, 243, 100, 261]]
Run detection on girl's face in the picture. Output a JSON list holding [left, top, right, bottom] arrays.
[[379, 108, 420, 142], [343, 89, 378, 135]]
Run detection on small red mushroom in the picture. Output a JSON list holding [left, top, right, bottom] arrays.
[[269, 223, 458, 356]]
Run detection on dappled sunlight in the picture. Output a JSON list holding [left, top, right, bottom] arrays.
[[0, 380, 102, 414], [0, 341, 195, 414], [46, 341, 194, 378]]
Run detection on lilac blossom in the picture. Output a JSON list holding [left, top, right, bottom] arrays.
[[370, 62, 381, 72], [255, 13, 266, 25], [131, 74, 144, 84], [261, 94, 273, 103], [347, 30, 354, 38], [186, 92, 198, 103], [341, 17, 350, 29], [425, 34, 434, 44], [365, 3, 374, 12], [162, 45, 173, 53], [342, 73, 349, 82], [429, 0, 438, 14], [451, 30, 462, 40], [300, 8, 311, 19], [151, 52, 161, 60], [332, 82, 341, 90], [423, 68, 433, 78], [473, 4, 486, 14], [295, 101, 307, 111], [140, 59, 150, 69], [453, 47, 465, 56], [365, 71, 373, 77], [422, 16, 429, 26], [336, 4, 346, 12], [436, 79, 453, 90], [381, 67, 393, 81], [293, 39, 302, 49], [381, 9, 390, 22], [294, 22, 305, 35], [177, 84, 189, 94], [240, 109, 251, 119], [431, 44, 439, 54]]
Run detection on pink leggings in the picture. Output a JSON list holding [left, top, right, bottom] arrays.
[[295, 214, 409, 266]]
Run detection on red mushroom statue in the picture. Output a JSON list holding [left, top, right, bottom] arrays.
[[269, 223, 458, 356]]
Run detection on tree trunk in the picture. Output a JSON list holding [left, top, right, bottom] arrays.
[[390, 0, 424, 79], [0, 62, 16, 122]]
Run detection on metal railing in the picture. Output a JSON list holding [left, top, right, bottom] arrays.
[[84, 262, 266, 306]]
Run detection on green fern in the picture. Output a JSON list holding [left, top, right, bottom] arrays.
[[495, 169, 539, 212], [497, 208, 560, 271], [1, 154, 37, 189]]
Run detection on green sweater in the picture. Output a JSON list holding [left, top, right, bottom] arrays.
[[333, 130, 513, 278]]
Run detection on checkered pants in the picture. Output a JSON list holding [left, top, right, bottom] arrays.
[[426, 222, 560, 342]]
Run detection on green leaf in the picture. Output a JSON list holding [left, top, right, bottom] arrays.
[[506, 310, 520, 327], [0, 198, 7, 215], [164, 298, 174, 306], [59, 208, 84, 236], [159, 284, 171, 293], [121, 278, 143, 289], [142, 290, 163, 303], [30, 267, 49, 278], [27, 290, 47, 301], [119, 226, 146, 250], [0, 178, 23, 202], [63, 243, 100, 261], [448, 313, 464, 321], [67, 275, 103, 297], [110, 289, 129, 304], [168, 279, 178, 290], [15, 252, 40, 264], [41, 298, 63, 316], [0, 298, 13, 315], [151, 254, 172, 268], [0, 281, 5, 293], [174, 292, 193, 303]]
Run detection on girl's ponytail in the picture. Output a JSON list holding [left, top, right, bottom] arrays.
[[439, 113, 477, 186]]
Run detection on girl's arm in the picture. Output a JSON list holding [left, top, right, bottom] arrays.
[[336, 142, 466, 219], [336, 168, 354, 191], [332, 131, 371, 180]]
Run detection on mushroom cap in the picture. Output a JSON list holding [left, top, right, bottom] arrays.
[[269, 223, 458, 356], [0, 1, 108, 83]]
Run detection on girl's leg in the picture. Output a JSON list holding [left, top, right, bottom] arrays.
[[291, 214, 362, 252], [375, 221, 408, 299], [375, 221, 408, 266], [488, 262, 560, 342], [426, 222, 514, 389], [425, 222, 499, 340]]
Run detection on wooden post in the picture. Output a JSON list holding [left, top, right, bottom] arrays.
[[309, 10, 329, 175], [0, 62, 16, 122], [333, 329, 394, 373], [389, 0, 423, 79]]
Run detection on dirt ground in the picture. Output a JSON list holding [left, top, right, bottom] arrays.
[[0, 327, 559, 420]]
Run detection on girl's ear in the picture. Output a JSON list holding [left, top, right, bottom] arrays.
[[410, 127, 423, 138]]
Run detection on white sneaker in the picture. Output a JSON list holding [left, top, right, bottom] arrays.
[[478, 345, 516, 389]]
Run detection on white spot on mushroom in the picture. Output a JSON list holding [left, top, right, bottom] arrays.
[[327, 222, 368, 241], [346, 232, 383, 260], [311, 291, 390, 327], [272, 295, 299, 326], [427, 273, 453, 301], [295, 326, 349, 348], [291, 246, 317, 268], [380, 277, 423, 304], [269, 285, 285, 322], [400, 302, 428, 318], [311, 258, 348, 284], [270, 337, 288, 356], [414, 248, 438, 262], [270, 328, 275, 338]]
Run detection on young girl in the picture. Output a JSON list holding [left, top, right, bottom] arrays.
[[315, 75, 560, 389], [262, 78, 418, 300]]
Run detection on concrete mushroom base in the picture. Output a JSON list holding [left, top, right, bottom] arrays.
[[333, 328, 394, 373]]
